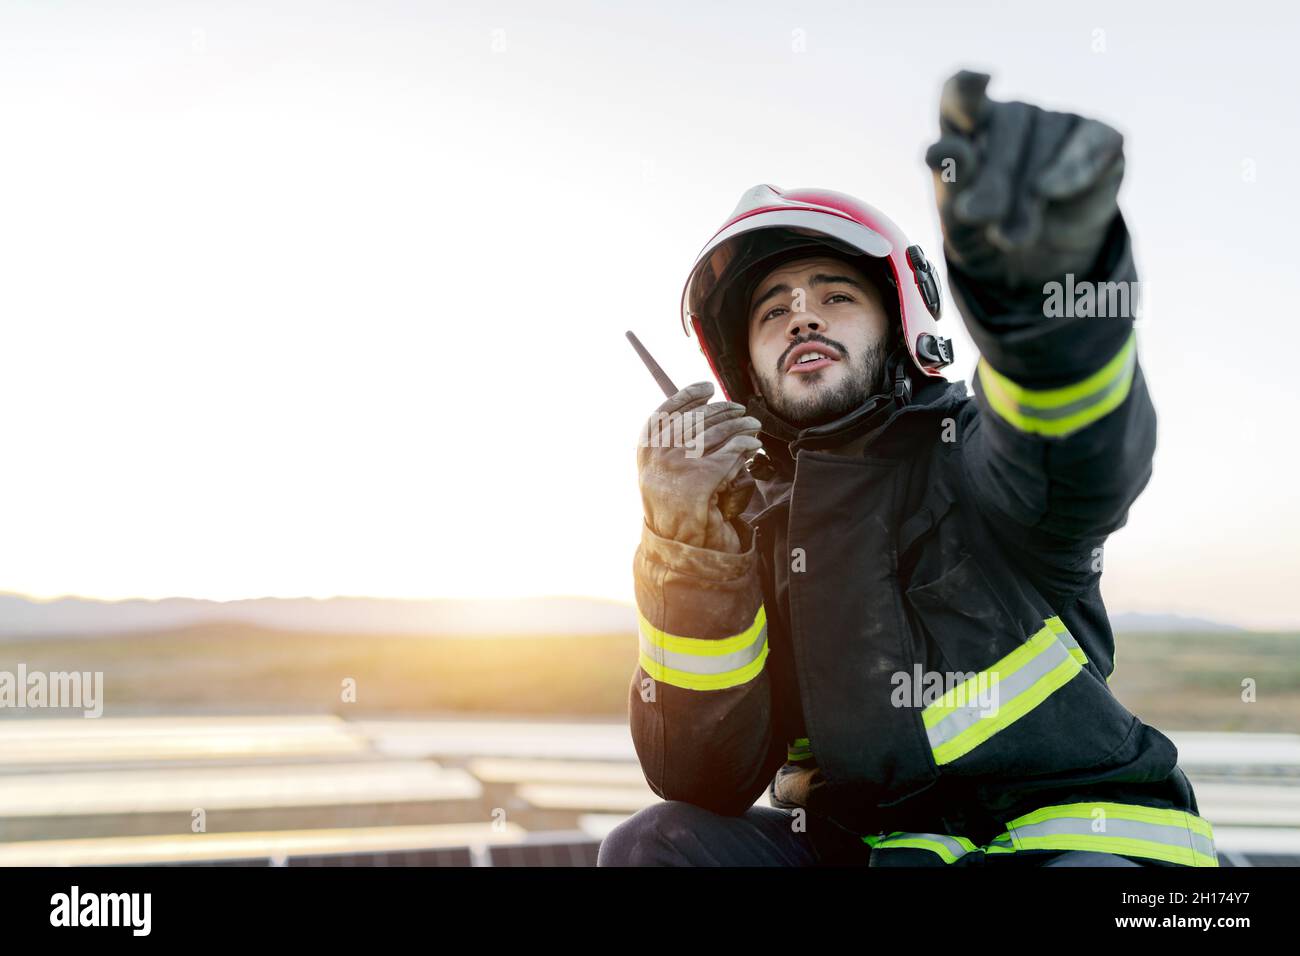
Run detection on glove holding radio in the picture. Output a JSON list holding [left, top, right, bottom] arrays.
[[637, 381, 762, 555]]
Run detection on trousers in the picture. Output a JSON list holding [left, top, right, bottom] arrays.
[[596, 801, 1150, 867]]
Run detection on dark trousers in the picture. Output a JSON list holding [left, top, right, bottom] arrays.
[[597, 801, 1148, 867]]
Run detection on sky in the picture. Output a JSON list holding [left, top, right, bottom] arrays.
[[1, 0, 1297, 629]]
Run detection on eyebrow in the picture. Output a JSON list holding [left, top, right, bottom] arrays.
[[750, 273, 870, 319]]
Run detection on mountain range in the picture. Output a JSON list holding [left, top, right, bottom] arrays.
[[0, 592, 1250, 639]]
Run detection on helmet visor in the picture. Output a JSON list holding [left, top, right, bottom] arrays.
[[683, 207, 893, 329]]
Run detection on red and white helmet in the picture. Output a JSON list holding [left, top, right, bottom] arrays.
[[680, 184, 953, 404]]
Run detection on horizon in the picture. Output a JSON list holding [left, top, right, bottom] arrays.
[[0, 589, 1284, 634]]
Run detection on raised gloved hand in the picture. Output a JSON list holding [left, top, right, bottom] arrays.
[[637, 381, 763, 554], [924, 70, 1125, 293]]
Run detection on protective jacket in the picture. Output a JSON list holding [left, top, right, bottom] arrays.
[[627, 213, 1219, 867]]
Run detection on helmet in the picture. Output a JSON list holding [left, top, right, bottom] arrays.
[[680, 184, 954, 406]]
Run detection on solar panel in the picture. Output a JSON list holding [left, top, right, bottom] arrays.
[[134, 838, 600, 866], [488, 839, 600, 867], [287, 848, 475, 866]]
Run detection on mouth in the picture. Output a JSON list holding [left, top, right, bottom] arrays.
[[785, 342, 841, 375]]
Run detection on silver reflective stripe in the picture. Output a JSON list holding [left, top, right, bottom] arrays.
[[637, 621, 768, 676], [1012, 816, 1216, 863], [867, 805, 1217, 867], [869, 832, 976, 864], [924, 631, 1075, 759], [990, 346, 1135, 422], [1046, 615, 1088, 665], [986, 834, 1014, 851], [637, 605, 769, 691], [976, 331, 1138, 438]]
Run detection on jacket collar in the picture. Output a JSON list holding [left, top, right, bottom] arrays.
[[748, 357, 969, 474], [742, 370, 968, 529]]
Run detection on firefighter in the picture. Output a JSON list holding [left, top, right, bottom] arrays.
[[597, 71, 1218, 867]]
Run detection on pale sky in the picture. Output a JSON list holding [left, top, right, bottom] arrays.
[[1, 1, 1297, 629]]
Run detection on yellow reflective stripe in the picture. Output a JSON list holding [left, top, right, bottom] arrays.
[[637, 604, 769, 691], [984, 832, 1218, 866], [637, 604, 767, 657], [864, 805, 1217, 867], [867, 835, 977, 864], [1046, 615, 1089, 666], [922, 625, 1054, 727], [638, 644, 768, 691], [787, 737, 813, 761], [1011, 834, 1215, 866], [1007, 801, 1215, 839], [923, 621, 1081, 765], [978, 330, 1137, 437], [998, 802, 1219, 868]]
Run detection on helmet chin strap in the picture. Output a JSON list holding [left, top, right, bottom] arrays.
[[747, 346, 913, 464]]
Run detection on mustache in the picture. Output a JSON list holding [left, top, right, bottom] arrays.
[[778, 333, 849, 373]]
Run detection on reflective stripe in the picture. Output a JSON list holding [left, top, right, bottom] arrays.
[[863, 832, 978, 864], [864, 804, 1218, 867], [993, 802, 1219, 868], [923, 619, 1081, 765], [978, 330, 1138, 437], [1049, 614, 1115, 682], [637, 604, 769, 691], [787, 737, 813, 762], [1045, 615, 1089, 666]]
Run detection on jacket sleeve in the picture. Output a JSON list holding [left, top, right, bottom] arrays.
[[626, 516, 786, 816], [949, 213, 1156, 601]]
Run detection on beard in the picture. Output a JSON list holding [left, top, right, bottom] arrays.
[[757, 335, 890, 429]]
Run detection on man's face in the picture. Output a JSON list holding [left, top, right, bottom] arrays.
[[745, 255, 893, 428]]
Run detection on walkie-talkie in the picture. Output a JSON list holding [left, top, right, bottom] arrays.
[[625, 330, 775, 496]]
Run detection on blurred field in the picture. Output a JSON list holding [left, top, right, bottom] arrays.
[[1, 622, 1297, 730], [1105, 631, 1300, 732], [0, 621, 638, 718]]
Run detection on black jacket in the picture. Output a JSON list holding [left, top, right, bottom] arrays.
[[627, 214, 1217, 865]]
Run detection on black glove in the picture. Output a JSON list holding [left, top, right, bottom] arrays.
[[637, 381, 762, 554], [924, 70, 1125, 294]]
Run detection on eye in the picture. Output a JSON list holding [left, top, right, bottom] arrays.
[[760, 305, 789, 323], [826, 292, 854, 304]]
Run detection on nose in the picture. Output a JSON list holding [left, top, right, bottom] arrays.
[[785, 308, 823, 340]]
